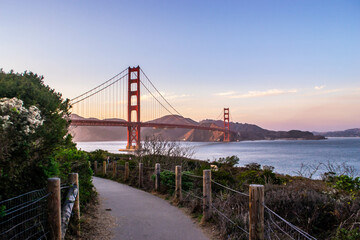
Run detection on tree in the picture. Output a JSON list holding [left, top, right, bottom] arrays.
[[0, 70, 73, 199]]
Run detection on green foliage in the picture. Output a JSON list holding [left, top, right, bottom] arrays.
[[0, 70, 72, 200], [212, 170, 236, 186], [51, 148, 95, 207], [181, 171, 194, 191], [217, 155, 239, 167], [87, 149, 108, 163], [153, 170, 193, 194], [333, 175, 360, 193], [237, 164, 286, 186], [244, 162, 261, 170], [335, 228, 360, 240], [0, 205, 6, 217], [158, 170, 175, 193]]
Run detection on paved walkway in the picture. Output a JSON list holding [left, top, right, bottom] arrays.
[[92, 177, 209, 240]]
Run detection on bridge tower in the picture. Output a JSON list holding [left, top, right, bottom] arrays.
[[127, 66, 141, 149], [224, 108, 230, 142]]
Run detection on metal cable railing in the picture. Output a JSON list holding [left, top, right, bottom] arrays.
[[0, 189, 50, 240], [94, 162, 318, 240], [264, 204, 317, 240]]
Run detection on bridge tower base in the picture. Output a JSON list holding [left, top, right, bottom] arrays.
[[126, 66, 141, 149]]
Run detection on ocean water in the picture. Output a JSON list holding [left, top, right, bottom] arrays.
[[76, 137, 360, 178]]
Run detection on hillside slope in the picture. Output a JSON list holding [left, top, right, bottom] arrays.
[[70, 114, 324, 141]]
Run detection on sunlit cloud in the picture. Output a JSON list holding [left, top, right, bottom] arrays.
[[314, 85, 325, 90], [214, 91, 237, 96], [230, 89, 298, 98], [321, 88, 343, 94]]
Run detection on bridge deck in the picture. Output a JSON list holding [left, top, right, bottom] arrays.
[[71, 119, 225, 132]]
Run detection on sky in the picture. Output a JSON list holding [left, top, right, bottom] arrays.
[[0, 0, 359, 131]]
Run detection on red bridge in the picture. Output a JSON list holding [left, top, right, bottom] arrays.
[[70, 66, 232, 149]]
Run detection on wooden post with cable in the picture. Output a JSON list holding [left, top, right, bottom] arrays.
[[139, 163, 143, 188], [202, 170, 212, 222], [125, 162, 129, 181], [249, 184, 264, 240], [103, 161, 106, 175], [113, 161, 117, 178], [155, 163, 160, 191], [94, 161, 97, 175], [47, 178, 61, 240], [175, 166, 182, 203], [69, 173, 80, 236]]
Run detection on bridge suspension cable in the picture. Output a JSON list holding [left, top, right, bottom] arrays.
[[140, 68, 183, 117], [71, 68, 128, 102]]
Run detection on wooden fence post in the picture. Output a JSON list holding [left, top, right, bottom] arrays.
[[113, 161, 117, 178], [125, 162, 129, 181], [69, 173, 80, 236], [94, 161, 97, 175], [47, 178, 61, 240], [103, 161, 106, 175], [249, 184, 264, 240], [155, 163, 160, 191], [202, 170, 212, 222], [139, 163, 143, 188], [175, 166, 182, 203]]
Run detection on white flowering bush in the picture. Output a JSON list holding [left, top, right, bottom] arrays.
[[0, 97, 44, 135]]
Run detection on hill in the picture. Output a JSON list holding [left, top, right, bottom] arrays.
[[69, 114, 325, 142], [313, 128, 360, 137]]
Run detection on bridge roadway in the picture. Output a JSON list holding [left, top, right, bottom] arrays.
[[93, 177, 209, 240], [71, 119, 226, 132]]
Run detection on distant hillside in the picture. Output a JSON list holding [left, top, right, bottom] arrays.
[[313, 128, 360, 137], [69, 114, 325, 142]]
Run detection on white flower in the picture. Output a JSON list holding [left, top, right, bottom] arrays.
[[0, 97, 44, 133]]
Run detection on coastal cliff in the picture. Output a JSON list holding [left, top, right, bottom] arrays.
[[69, 114, 325, 141]]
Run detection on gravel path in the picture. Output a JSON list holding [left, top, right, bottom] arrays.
[[93, 177, 209, 240]]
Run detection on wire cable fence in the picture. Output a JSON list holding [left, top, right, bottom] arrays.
[[0, 188, 50, 240], [264, 204, 317, 240], [93, 161, 317, 239], [211, 180, 250, 239]]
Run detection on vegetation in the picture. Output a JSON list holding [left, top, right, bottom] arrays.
[[0, 70, 94, 208], [92, 136, 359, 240]]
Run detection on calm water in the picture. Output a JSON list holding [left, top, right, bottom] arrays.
[[76, 138, 360, 178]]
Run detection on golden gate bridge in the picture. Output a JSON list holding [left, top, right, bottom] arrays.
[[70, 66, 232, 149]]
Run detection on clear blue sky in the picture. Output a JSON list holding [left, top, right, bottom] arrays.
[[1, 0, 359, 131]]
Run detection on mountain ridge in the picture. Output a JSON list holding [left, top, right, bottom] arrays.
[[313, 128, 360, 137], [69, 114, 325, 142]]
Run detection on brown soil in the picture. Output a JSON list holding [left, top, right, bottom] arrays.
[[76, 196, 116, 240]]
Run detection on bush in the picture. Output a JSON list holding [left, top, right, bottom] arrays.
[[0, 70, 72, 200], [334, 175, 360, 193], [50, 148, 95, 207], [335, 228, 360, 240]]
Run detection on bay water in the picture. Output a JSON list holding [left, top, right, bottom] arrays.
[[76, 137, 360, 178]]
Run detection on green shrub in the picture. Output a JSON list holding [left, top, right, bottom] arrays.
[[0, 70, 72, 200], [334, 175, 360, 193], [217, 155, 239, 167], [237, 167, 286, 186], [51, 148, 95, 207], [152, 170, 193, 194], [335, 228, 360, 240]]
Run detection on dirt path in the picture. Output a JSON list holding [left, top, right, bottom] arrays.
[[92, 177, 209, 240]]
